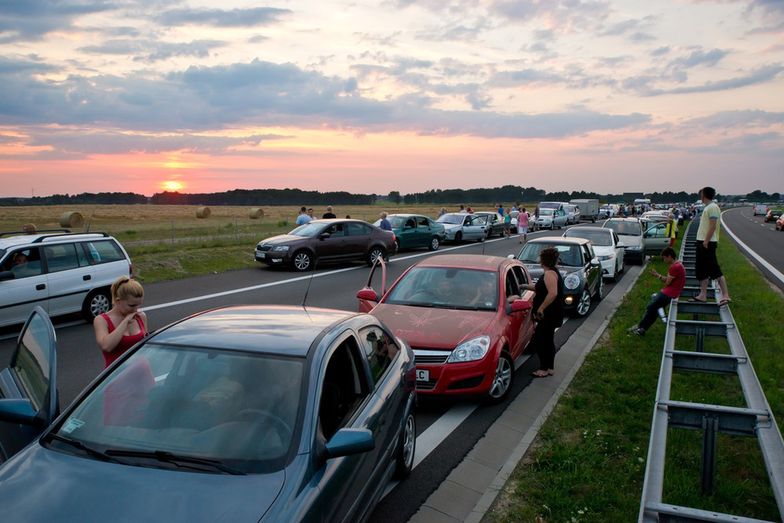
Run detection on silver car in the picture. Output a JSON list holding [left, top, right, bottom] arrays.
[[436, 213, 488, 243], [533, 208, 568, 230]]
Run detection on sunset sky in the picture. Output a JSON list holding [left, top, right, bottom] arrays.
[[0, 0, 782, 197]]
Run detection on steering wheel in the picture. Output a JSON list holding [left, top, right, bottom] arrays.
[[236, 409, 293, 442], [409, 290, 437, 301]]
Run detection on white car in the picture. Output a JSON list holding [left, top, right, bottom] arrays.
[[0, 230, 133, 328], [435, 213, 488, 242], [533, 208, 569, 230], [562, 226, 624, 280]]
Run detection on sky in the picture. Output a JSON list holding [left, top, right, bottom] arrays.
[[0, 0, 782, 197]]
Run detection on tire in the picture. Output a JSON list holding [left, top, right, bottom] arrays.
[[428, 236, 440, 251], [394, 239, 400, 253], [477, 233, 485, 243], [82, 288, 111, 322], [618, 257, 625, 274], [454, 232, 463, 243], [593, 277, 604, 302], [367, 246, 386, 266], [393, 411, 416, 479], [572, 289, 592, 317], [291, 250, 313, 272], [487, 352, 513, 403]]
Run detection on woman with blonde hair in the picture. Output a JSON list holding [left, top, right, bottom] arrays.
[[93, 276, 147, 368]]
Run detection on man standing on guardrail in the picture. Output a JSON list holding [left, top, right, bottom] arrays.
[[690, 186, 731, 306], [628, 247, 685, 336]]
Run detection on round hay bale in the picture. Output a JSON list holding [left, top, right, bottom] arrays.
[[59, 212, 84, 228], [248, 207, 265, 219], [195, 206, 211, 219], [22, 223, 37, 234]]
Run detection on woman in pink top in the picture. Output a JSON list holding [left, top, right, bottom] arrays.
[[93, 276, 147, 368], [517, 208, 530, 243]]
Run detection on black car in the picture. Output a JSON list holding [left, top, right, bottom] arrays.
[[255, 219, 396, 271], [473, 212, 506, 238], [516, 237, 603, 317]]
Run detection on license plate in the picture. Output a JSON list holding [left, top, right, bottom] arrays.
[[416, 369, 429, 382]]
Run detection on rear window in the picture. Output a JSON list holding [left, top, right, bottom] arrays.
[[43, 243, 81, 273], [83, 240, 126, 265], [565, 229, 612, 246]]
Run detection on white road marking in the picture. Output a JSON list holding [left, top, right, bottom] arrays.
[[723, 209, 784, 287]]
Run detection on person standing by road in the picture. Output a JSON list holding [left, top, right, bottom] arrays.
[[295, 206, 311, 225], [378, 212, 392, 231], [94, 276, 147, 368], [628, 247, 685, 336], [665, 213, 677, 247], [521, 247, 564, 378], [503, 210, 512, 238], [322, 206, 336, 219], [517, 207, 529, 243], [691, 186, 731, 306]]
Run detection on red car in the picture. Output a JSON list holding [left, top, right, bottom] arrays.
[[357, 254, 535, 402]]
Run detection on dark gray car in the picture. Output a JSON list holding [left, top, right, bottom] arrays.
[[516, 237, 603, 317], [255, 219, 396, 271]]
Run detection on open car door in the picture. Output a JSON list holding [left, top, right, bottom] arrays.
[[356, 257, 388, 313], [0, 306, 59, 462]]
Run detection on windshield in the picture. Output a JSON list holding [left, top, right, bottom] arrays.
[[518, 243, 583, 267], [604, 220, 641, 236], [288, 222, 324, 237], [437, 214, 464, 225], [539, 209, 554, 216], [49, 344, 303, 474], [386, 267, 498, 311], [565, 229, 612, 246]]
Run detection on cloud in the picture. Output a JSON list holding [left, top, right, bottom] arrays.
[[79, 39, 226, 62], [639, 64, 784, 96], [488, 0, 611, 30], [0, 0, 114, 42], [157, 7, 291, 28], [667, 48, 728, 70], [687, 109, 784, 128]]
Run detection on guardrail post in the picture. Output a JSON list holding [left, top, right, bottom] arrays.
[[696, 325, 705, 352], [701, 415, 718, 495]]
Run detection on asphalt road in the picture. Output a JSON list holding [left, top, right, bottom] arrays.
[[0, 220, 628, 522], [722, 207, 784, 293]]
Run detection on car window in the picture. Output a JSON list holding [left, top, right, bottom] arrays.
[[43, 243, 80, 273], [404, 218, 416, 229], [604, 220, 642, 236], [511, 266, 529, 286], [3, 247, 43, 278], [417, 217, 429, 227], [12, 311, 53, 411], [346, 222, 370, 236], [359, 326, 400, 386], [582, 246, 592, 264], [325, 223, 346, 237], [318, 336, 370, 440], [385, 266, 498, 311], [564, 229, 612, 247], [50, 344, 304, 474], [505, 270, 520, 299], [83, 240, 125, 265], [518, 243, 582, 267]]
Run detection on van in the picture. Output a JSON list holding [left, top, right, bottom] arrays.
[[0, 231, 133, 328], [753, 203, 768, 216], [570, 198, 599, 222]]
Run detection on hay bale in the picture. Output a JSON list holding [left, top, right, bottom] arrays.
[[22, 223, 37, 234], [248, 207, 265, 219], [195, 206, 211, 219], [59, 212, 84, 228]]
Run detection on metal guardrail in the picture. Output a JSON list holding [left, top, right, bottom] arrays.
[[639, 221, 784, 522]]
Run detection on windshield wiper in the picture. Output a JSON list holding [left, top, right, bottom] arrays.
[[47, 433, 128, 464], [104, 449, 245, 475]]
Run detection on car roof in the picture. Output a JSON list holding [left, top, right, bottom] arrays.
[[414, 253, 512, 271], [388, 213, 427, 218], [605, 217, 640, 222], [0, 231, 113, 250], [526, 236, 590, 246], [150, 305, 359, 357], [565, 226, 611, 235]]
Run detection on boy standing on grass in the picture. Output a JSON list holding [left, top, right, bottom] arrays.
[[628, 247, 685, 336]]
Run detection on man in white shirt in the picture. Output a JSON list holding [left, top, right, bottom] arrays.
[[690, 186, 731, 306]]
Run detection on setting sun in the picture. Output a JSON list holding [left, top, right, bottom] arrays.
[[161, 180, 184, 191]]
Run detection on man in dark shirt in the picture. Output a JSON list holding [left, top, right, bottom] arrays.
[[378, 212, 392, 231], [628, 247, 685, 336], [322, 206, 337, 219]]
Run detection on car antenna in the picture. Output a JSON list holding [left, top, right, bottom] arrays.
[[301, 258, 317, 309]]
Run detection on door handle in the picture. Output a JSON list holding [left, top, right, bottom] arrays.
[[83, 275, 91, 281], [36, 283, 46, 291]]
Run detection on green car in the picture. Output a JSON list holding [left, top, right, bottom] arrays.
[[375, 214, 446, 252]]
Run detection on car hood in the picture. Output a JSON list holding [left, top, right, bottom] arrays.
[[616, 235, 642, 248], [0, 444, 284, 522], [591, 245, 615, 256], [260, 234, 307, 246], [523, 264, 581, 282], [371, 303, 494, 349]]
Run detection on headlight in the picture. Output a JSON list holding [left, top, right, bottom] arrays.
[[626, 245, 641, 251], [598, 255, 612, 261], [564, 273, 580, 290], [447, 336, 490, 363], [271, 245, 290, 252]]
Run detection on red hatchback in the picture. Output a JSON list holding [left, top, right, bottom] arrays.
[[357, 254, 535, 402]]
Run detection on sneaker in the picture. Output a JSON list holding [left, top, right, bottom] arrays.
[[627, 326, 645, 336]]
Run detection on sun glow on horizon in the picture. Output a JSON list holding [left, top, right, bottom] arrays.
[[161, 180, 185, 191]]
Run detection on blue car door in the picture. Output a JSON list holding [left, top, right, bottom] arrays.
[[0, 307, 58, 462]]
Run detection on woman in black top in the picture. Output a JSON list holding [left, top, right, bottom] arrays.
[[522, 247, 564, 377]]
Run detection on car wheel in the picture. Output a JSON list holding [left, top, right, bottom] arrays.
[[394, 239, 400, 252], [572, 289, 592, 317], [393, 411, 416, 479], [455, 232, 463, 243], [292, 250, 313, 271], [478, 233, 485, 243], [82, 288, 111, 322], [428, 236, 440, 251], [487, 353, 513, 403], [594, 277, 604, 302], [618, 257, 624, 274], [367, 246, 386, 266]]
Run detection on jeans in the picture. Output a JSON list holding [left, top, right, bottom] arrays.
[[639, 292, 672, 331]]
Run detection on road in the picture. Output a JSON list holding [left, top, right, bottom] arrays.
[[0, 221, 628, 522], [722, 207, 784, 293]]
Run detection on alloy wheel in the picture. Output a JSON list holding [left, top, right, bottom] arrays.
[[577, 289, 591, 316], [489, 355, 512, 399]]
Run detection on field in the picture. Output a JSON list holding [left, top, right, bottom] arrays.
[[0, 203, 524, 282]]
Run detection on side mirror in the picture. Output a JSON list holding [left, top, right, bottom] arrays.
[[590, 259, 600, 266], [0, 271, 15, 281], [510, 299, 532, 313], [319, 233, 331, 240], [325, 428, 375, 458], [356, 288, 379, 302], [0, 399, 38, 425]]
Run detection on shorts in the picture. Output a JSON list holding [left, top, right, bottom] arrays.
[[695, 241, 722, 281], [518, 225, 528, 234]]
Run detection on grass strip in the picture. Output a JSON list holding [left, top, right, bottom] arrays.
[[487, 233, 784, 522]]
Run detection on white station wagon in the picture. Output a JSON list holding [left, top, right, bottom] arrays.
[[0, 230, 132, 328]]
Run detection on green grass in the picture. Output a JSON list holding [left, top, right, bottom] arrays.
[[129, 240, 259, 283], [487, 233, 784, 522]]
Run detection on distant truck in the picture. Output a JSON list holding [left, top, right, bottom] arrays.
[[570, 198, 599, 222]]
